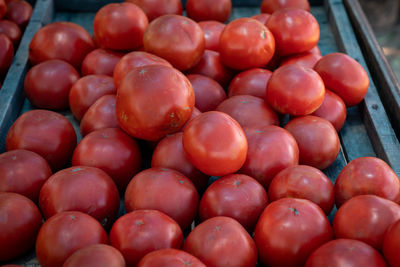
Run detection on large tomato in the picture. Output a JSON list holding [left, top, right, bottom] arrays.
[[198, 20, 225, 51], [383, 219, 400, 267], [0, 20, 21, 46], [5, 0, 33, 29], [126, 0, 183, 21], [81, 48, 123, 77], [63, 244, 126, 267], [138, 249, 206, 267], [228, 68, 272, 99], [186, 0, 231, 22]]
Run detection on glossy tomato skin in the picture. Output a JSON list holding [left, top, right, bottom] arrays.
[[268, 165, 335, 214], [254, 198, 333, 267], [333, 195, 400, 250], [186, 0, 232, 22], [383, 219, 400, 267], [0, 33, 13, 77], [305, 239, 387, 267], [110, 209, 183, 267], [228, 68, 272, 99], [184, 216, 257, 267], [126, 0, 183, 21], [0, 20, 21, 46], [143, 15, 205, 71], [0, 149, 52, 202], [198, 20, 225, 51], [29, 22, 95, 69], [81, 48, 123, 77], [261, 0, 310, 13], [199, 174, 268, 232], [72, 128, 141, 193], [24, 59, 80, 110], [0, 192, 42, 261], [5, 0, 33, 29], [6, 110, 77, 170], [138, 249, 206, 267], [116, 64, 194, 141], [182, 111, 248, 176], [36, 211, 108, 267], [219, 18, 275, 70], [63, 244, 126, 267]]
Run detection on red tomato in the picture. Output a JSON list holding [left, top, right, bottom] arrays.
[[110, 210, 183, 266], [311, 89, 347, 131], [284, 115, 340, 170], [0, 0, 6, 19], [81, 48, 123, 77], [251, 13, 271, 25], [186, 0, 232, 22], [333, 195, 400, 250], [116, 64, 194, 141], [143, 15, 205, 71], [72, 128, 141, 192], [5, 0, 32, 29], [93, 2, 148, 51], [254, 198, 333, 267], [6, 110, 77, 170], [228, 68, 272, 99], [240, 125, 299, 189], [383, 219, 400, 267], [305, 239, 387, 267], [0, 33, 13, 78], [335, 157, 400, 208], [0, 20, 21, 46], [63, 244, 125, 267], [183, 111, 248, 176], [199, 174, 268, 232], [198, 20, 225, 51], [184, 216, 257, 267], [260, 0, 310, 13], [268, 165, 334, 214], [29, 22, 95, 69], [216, 95, 279, 129], [24, 59, 80, 110], [36, 211, 108, 267], [314, 52, 369, 107], [0, 149, 51, 202], [68, 74, 116, 120], [138, 249, 206, 267], [219, 18, 275, 70], [0, 192, 42, 261], [126, 0, 183, 21], [181, 106, 202, 131], [279, 49, 322, 69], [266, 9, 319, 56]]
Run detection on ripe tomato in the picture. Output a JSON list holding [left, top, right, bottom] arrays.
[[0, 20, 21, 46], [383, 219, 400, 267], [279, 49, 322, 69], [63, 244, 126, 267], [198, 20, 225, 51], [0, 192, 42, 261], [81, 48, 123, 77], [254, 198, 333, 267], [184, 216, 257, 267], [110, 210, 183, 266], [219, 18, 275, 70], [0, 149, 51, 202], [138, 249, 206, 267], [260, 0, 310, 13], [0, 33, 13, 77], [5, 0, 33, 29], [228, 68, 272, 99], [126, 0, 183, 21], [251, 13, 271, 25], [186, 0, 232, 22], [0, 0, 6, 19], [36, 211, 108, 267], [183, 111, 248, 176]]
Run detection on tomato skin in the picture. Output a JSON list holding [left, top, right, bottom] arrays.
[[0, 20, 21, 46], [138, 248, 206, 267], [0, 149, 52, 202], [198, 20, 225, 52], [6, 110, 77, 170], [5, 0, 33, 29], [0, 0, 6, 19], [184, 216, 257, 267], [251, 13, 271, 25], [0, 33, 14, 77], [63, 244, 126, 267], [186, 0, 232, 22], [228, 68, 272, 99], [116, 64, 194, 141], [0, 192, 42, 261], [279, 49, 322, 69], [383, 219, 400, 267], [305, 239, 387, 267], [254, 198, 333, 267], [110, 210, 183, 267], [126, 0, 183, 21], [81, 48, 123, 77], [219, 18, 275, 70], [260, 0, 310, 13]]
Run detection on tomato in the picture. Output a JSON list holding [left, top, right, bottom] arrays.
[[181, 106, 202, 131], [0, 192, 42, 261], [0, 0, 5, 19], [72, 128, 141, 192], [68, 74, 115, 120], [143, 15, 205, 71], [279, 49, 322, 69], [240, 125, 299, 189], [138, 248, 206, 267], [6, 110, 77, 170], [219, 18, 275, 70], [266, 9, 319, 56], [126, 0, 182, 21], [29, 22, 95, 69], [216, 95, 279, 129], [260, 0, 310, 13], [0, 33, 13, 78], [36, 211, 108, 267], [383, 219, 400, 267], [251, 13, 271, 25], [116, 64, 194, 141], [335, 157, 400, 208], [333, 195, 400, 250], [186, 0, 232, 22], [228, 68, 272, 99], [184, 216, 257, 267], [0, 149, 52, 202], [305, 239, 387, 267], [63, 244, 125, 267], [198, 20, 225, 51], [311, 89, 347, 131], [254, 198, 333, 267], [284, 115, 340, 170], [268, 165, 334, 214], [110, 210, 183, 267], [0, 20, 21, 46], [314, 52, 369, 107], [5, 0, 32, 29], [81, 48, 123, 77], [183, 111, 247, 176], [24, 59, 80, 110]]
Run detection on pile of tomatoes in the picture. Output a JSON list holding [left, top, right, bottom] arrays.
[[1, 0, 400, 266]]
